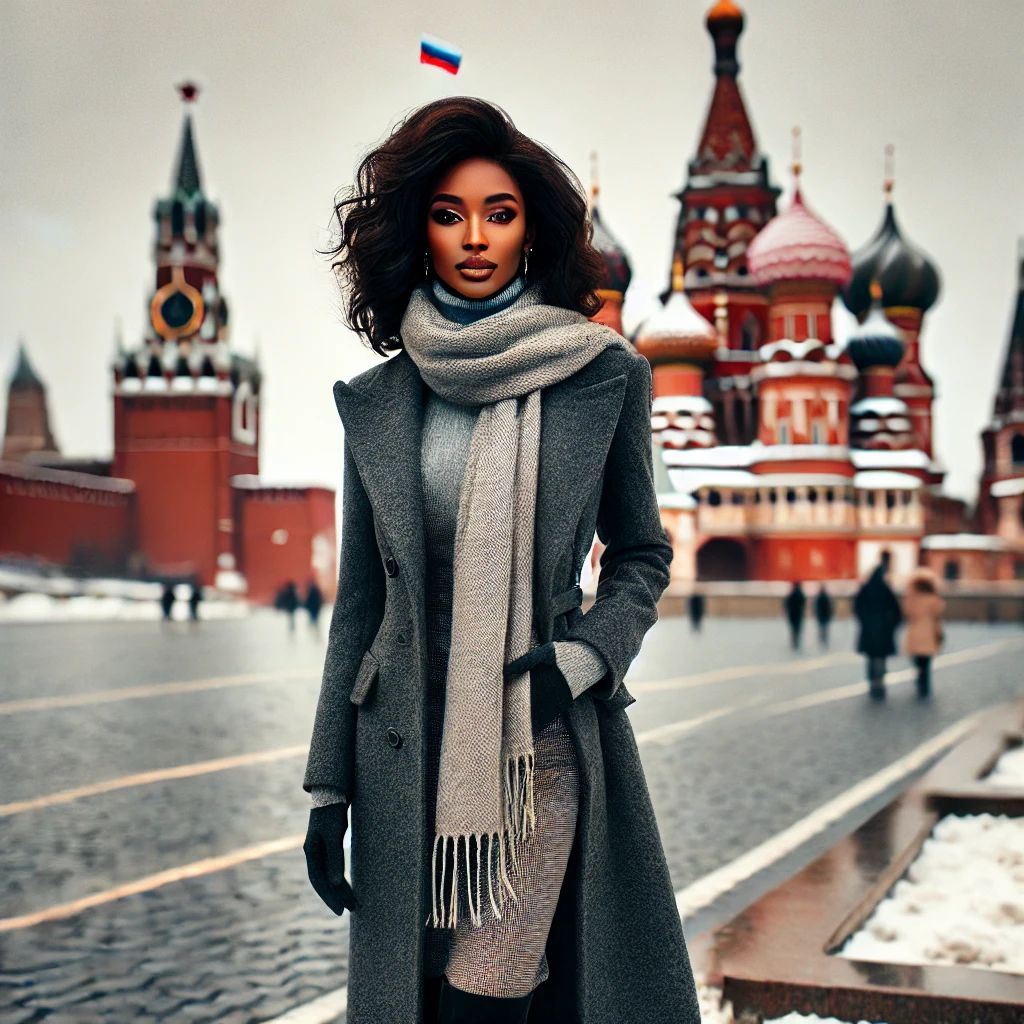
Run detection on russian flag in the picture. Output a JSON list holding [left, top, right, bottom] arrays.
[[420, 33, 462, 75]]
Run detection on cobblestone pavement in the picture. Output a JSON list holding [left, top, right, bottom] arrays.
[[1, 610, 1022, 1021]]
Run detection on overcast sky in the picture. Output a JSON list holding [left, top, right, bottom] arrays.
[[2, 0, 1021, 503]]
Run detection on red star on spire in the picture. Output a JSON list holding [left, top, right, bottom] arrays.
[[176, 81, 200, 103]]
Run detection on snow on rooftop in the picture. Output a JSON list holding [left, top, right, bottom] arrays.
[[850, 396, 909, 416], [920, 533, 1007, 551], [851, 448, 931, 470], [990, 477, 1024, 498], [853, 470, 921, 490]]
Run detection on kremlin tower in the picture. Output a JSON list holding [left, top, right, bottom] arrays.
[[0, 85, 337, 602], [587, 153, 633, 337]]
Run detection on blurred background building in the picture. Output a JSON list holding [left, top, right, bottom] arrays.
[[0, 85, 336, 604]]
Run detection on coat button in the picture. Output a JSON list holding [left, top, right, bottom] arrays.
[[386, 727, 403, 749], [396, 630, 409, 646], [384, 557, 399, 577]]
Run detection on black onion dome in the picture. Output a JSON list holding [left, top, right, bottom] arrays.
[[591, 205, 633, 294], [845, 298, 905, 370], [842, 202, 940, 319]]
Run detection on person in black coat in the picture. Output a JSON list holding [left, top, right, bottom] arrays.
[[814, 584, 834, 648], [688, 589, 706, 633], [783, 581, 807, 650], [304, 579, 324, 631], [853, 553, 903, 700]]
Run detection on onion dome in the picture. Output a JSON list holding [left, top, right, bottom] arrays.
[[588, 157, 632, 295], [747, 186, 851, 288], [591, 204, 632, 295], [845, 283, 905, 370], [842, 161, 940, 318], [634, 252, 718, 363], [706, 1, 744, 75]]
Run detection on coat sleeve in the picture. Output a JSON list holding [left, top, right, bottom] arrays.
[[302, 434, 386, 797], [562, 353, 672, 702]]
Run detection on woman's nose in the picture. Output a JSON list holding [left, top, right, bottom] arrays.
[[463, 215, 487, 248]]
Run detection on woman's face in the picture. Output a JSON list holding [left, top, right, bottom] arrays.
[[426, 157, 533, 299]]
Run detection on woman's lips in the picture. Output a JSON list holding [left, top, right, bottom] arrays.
[[458, 265, 496, 278]]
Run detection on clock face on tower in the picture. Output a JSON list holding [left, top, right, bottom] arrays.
[[150, 267, 205, 341]]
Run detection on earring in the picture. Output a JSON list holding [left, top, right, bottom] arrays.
[[423, 250, 431, 278], [523, 248, 531, 277]]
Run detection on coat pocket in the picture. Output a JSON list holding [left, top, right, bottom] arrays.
[[599, 681, 636, 712], [350, 648, 380, 706]]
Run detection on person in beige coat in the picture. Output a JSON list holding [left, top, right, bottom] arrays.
[[902, 568, 945, 697]]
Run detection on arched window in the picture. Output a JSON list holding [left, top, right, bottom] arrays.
[[707, 489, 722, 507], [1012, 433, 1024, 466], [943, 559, 961, 581]]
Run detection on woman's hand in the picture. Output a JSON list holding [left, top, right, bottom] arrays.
[[303, 802, 357, 916], [504, 642, 573, 733]]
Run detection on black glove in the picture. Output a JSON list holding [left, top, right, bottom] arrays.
[[303, 801, 357, 916], [504, 641, 573, 733]]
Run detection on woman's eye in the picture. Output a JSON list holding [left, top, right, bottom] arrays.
[[431, 209, 459, 225], [490, 209, 516, 224]]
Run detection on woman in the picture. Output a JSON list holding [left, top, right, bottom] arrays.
[[853, 551, 903, 700], [902, 567, 945, 697], [300, 97, 700, 1024]]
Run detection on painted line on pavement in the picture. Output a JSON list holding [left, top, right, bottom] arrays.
[[0, 834, 304, 933], [0, 745, 308, 817], [628, 651, 859, 695], [0, 668, 317, 716], [753, 637, 1024, 720]]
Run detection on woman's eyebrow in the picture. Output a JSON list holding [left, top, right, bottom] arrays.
[[430, 192, 520, 205]]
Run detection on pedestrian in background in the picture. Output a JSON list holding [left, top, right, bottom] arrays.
[[814, 583, 833, 648], [304, 579, 324, 632], [188, 577, 203, 621], [159, 582, 175, 621], [688, 588, 706, 633], [853, 552, 903, 700], [902, 567, 945, 698], [275, 579, 300, 632], [783, 581, 806, 650]]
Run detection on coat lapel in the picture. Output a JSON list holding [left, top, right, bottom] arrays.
[[332, 349, 627, 639]]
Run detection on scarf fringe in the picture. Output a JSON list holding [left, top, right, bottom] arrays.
[[427, 751, 536, 930]]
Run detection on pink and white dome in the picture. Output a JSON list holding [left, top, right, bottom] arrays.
[[747, 188, 852, 288]]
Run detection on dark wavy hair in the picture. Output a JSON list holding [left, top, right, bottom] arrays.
[[319, 97, 606, 355]]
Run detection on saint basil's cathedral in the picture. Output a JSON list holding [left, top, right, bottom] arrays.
[[588, 0, 1024, 585], [3, 1, 1023, 596]]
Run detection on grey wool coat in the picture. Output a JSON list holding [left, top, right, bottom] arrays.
[[303, 342, 701, 1024]]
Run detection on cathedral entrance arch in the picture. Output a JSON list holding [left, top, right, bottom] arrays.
[[696, 538, 749, 581]]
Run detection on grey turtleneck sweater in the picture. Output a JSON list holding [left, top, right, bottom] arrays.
[[311, 273, 608, 808]]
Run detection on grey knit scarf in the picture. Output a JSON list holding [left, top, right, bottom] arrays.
[[400, 279, 628, 929]]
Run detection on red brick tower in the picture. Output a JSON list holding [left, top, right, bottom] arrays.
[[112, 83, 261, 584], [976, 243, 1024, 555], [670, 0, 780, 444], [2, 342, 59, 463]]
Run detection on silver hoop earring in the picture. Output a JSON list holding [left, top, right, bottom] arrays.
[[423, 251, 430, 278], [523, 248, 530, 277]]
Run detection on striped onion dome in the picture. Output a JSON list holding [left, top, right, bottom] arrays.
[[747, 187, 852, 288]]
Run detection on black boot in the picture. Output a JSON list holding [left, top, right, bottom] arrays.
[[437, 976, 534, 1023]]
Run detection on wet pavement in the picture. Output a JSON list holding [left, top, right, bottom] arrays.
[[1, 610, 1022, 1021]]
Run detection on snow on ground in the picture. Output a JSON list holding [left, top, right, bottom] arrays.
[[984, 743, 1024, 787], [765, 1016, 885, 1024], [839, 813, 1024, 974], [0, 589, 251, 622]]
